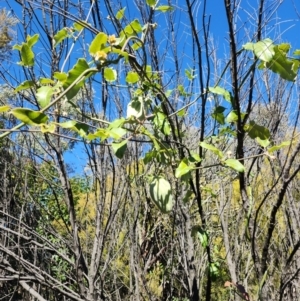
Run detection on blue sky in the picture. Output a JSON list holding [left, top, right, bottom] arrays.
[[2, 0, 300, 174]]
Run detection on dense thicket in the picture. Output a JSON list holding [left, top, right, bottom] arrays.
[[0, 1, 300, 301]]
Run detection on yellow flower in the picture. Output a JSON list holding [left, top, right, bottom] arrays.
[[108, 34, 117, 45], [94, 50, 107, 62]]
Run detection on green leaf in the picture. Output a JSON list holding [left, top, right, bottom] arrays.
[[146, 0, 157, 7], [109, 128, 127, 139], [175, 158, 193, 178], [126, 71, 139, 84], [87, 128, 109, 141], [267, 141, 291, 153], [293, 49, 300, 56], [226, 110, 239, 123], [123, 19, 142, 37], [153, 111, 171, 135], [36, 86, 54, 108], [155, 5, 173, 12], [26, 34, 39, 47], [149, 176, 173, 213], [57, 120, 89, 137], [53, 28, 68, 47], [212, 106, 226, 125], [209, 86, 231, 102], [224, 159, 245, 172], [0, 105, 10, 112], [244, 121, 270, 140], [104, 67, 117, 82], [72, 122, 89, 137], [116, 7, 126, 20], [183, 190, 194, 204], [185, 68, 196, 80], [209, 262, 220, 280], [15, 80, 35, 92], [63, 58, 94, 100], [112, 140, 127, 159], [53, 72, 67, 82], [256, 137, 270, 148], [20, 43, 34, 67], [243, 38, 274, 62], [132, 41, 143, 50], [278, 43, 290, 54], [109, 117, 126, 129], [264, 45, 297, 81], [11, 108, 48, 125], [178, 84, 190, 96], [89, 32, 108, 55], [39, 78, 55, 85], [199, 141, 224, 158], [192, 226, 209, 248], [73, 22, 84, 31], [57, 120, 77, 128], [127, 98, 144, 119], [41, 123, 56, 133]]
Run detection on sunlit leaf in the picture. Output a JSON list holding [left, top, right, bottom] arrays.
[[209, 262, 220, 280], [15, 80, 35, 92], [209, 86, 231, 102], [109, 118, 126, 129], [243, 38, 274, 62], [256, 137, 270, 148], [39, 78, 55, 85], [0, 105, 10, 112], [53, 28, 68, 47], [127, 98, 144, 119], [20, 44, 34, 67], [104, 67, 117, 82], [212, 106, 226, 125], [185, 68, 196, 80], [26, 34, 39, 47], [153, 111, 171, 135], [73, 22, 84, 31], [87, 128, 109, 140], [265, 45, 297, 81], [178, 84, 190, 96], [175, 158, 193, 178], [126, 71, 139, 84], [109, 128, 127, 139], [146, 0, 157, 7], [36, 86, 54, 108], [53, 72, 67, 82], [11, 108, 48, 125], [226, 110, 238, 123], [41, 123, 56, 133], [72, 122, 89, 137], [57, 120, 77, 128], [155, 5, 173, 12], [89, 32, 108, 55], [192, 226, 209, 248], [224, 159, 245, 172], [63, 58, 94, 100], [293, 49, 300, 56], [116, 7, 126, 20], [112, 140, 127, 159], [244, 121, 270, 140], [123, 19, 142, 37], [199, 141, 224, 158], [267, 140, 292, 153]]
